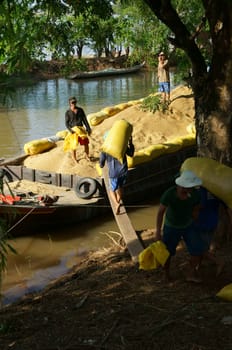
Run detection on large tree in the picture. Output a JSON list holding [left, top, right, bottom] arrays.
[[143, 0, 232, 166]]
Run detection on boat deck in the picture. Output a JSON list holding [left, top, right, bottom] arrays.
[[1, 180, 108, 235], [2, 180, 100, 205]]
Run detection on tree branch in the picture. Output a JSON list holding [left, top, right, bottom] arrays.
[[190, 16, 207, 41], [143, 0, 207, 77]]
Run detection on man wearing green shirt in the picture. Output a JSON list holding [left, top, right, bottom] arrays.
[[155, 170, 203, 283]]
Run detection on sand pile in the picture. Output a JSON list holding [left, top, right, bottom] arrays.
[[23, 85, 195, 178]]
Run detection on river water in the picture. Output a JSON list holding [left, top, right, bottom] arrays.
[[0, 71, 158, 158], [1, 70, 162, 305]]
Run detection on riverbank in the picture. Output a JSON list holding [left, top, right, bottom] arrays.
[[1, 56, 137, 83], [1, 232, 232, 350]]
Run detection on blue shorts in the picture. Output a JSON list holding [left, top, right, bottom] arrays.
[[158, 82, 170, 94], [162, 224, 205, 256], [194, 228, 214, 251], [109, 176, 126, 192]]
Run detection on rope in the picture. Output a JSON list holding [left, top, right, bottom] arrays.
[[60, 203, 153, 208], [6, 207, 36, 234], [124, 164, 178, 189], [2, 203, 152, 237]]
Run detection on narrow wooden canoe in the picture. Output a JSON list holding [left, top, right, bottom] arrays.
[[69, 62, 146, 79]]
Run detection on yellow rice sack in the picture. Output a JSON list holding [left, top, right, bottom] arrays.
[[72, 126, 88, 138], [127, 99, 143, 106], [178, 134, 196, 147], [102, 106, 121, 117], [56, 130, 69, 139], [164, 140, 183, 154], [127, 144, 167, 167], [143, 144, 168, 158], [24, 139, 56, 155], [181, 157, 232, 209], [139, 246, 158, 270], [126, 152, 149, 167], [87, 111, 108, 126], [114, 102, 129, 111], [216, 283, 232, 301], [63, 126, 87, 152], [139, 241, 170, 270], [186, 123, 196, 135], [101, 119, 133, 164], [63, 133, 78, 151], [96, 162, 103, 176]]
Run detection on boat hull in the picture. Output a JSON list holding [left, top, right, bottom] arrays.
[[0, 198, 107, 236], [0, 145, 196, 236], [69, 62, 145, 79]]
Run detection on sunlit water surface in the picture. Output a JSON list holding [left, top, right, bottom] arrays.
[[0, 72, 158, 158]]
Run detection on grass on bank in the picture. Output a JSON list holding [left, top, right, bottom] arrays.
[[140, 93, 169, 113]]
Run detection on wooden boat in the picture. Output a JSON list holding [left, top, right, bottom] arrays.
[[0, 191, 107, 236], [69, 62, 146, 79], [0, 145, 196, 236]]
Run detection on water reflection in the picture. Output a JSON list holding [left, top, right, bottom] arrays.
[[2, 213, 117, 304], [2, 201, 159, 305]]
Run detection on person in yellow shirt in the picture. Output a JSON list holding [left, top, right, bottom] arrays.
[[65, 97, 91, 162]]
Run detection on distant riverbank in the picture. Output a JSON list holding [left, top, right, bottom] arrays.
[[1, 55, 148, 84]]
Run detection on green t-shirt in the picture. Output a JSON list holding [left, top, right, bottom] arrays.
[[160, 186, 200, 228]]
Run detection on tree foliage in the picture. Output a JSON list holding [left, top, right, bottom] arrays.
[[142, 0, 232, 165], [0, 0, 116, 71], [0, 0, 206, 73], [2, 1, 232, 164]]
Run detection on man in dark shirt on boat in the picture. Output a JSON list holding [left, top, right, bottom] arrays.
[[99, 136, 134, 215], [65, 96, 92, 162]]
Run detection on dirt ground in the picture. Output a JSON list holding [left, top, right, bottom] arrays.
[[0, 230, 232, 350], [1, 85, 232, 349]]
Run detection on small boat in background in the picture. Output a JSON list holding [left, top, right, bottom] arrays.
[[69, 62, 146, 79]]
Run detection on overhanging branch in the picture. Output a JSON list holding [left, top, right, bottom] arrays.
[[143, 0, 207, 76]]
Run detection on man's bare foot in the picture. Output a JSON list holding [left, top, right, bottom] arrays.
[[185, 271, 202, 283], [186, 276, 202, 283], [115, 202, 121, 215], [185, 266, 202, 283]]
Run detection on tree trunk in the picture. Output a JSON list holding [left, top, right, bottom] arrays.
[[144, 0, 232, 165], [76, 45, 83, 59], [195, 80, 232, 165], [194, 1, 232, 165]]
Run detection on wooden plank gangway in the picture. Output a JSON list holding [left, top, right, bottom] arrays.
[[102, 167, 144, 262]]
